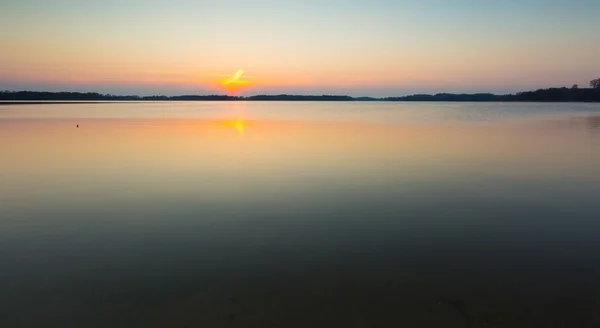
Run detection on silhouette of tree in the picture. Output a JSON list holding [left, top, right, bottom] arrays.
[[591, 79, 600, 89]]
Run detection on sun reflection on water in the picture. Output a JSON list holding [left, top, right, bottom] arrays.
[[219, 119, 246, 134]]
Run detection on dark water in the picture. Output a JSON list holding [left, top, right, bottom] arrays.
[[1, 102, 600, 327]]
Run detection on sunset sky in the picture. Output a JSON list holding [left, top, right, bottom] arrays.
[[1, 0, 599, 96]]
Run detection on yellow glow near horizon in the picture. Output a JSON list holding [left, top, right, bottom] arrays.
[[220, 69, 252, 94], [1, 1, 598, 96]]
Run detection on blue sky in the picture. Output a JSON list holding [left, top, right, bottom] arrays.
[[1, 0, 599, 96]]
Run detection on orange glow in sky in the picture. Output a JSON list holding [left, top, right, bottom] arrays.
[[219, 69, 252, 95], [1, 1, 598, 96]]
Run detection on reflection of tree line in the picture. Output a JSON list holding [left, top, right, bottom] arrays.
[[579, 115, 600, 139], [559, 115, 600, 134], [585, 116, 600, 131], [2, 79, 599, 102]]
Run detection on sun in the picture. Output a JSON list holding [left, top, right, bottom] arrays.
[[219, 69, 252, 94]]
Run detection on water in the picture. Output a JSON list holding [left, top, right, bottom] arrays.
[[1, 101, 600, 327]]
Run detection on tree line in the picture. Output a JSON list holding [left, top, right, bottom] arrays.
[[384, 87, 600, 102], [2, 78, 599, 102], [0, 92, 354, 102]]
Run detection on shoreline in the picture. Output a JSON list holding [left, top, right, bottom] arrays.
[[0, 101, 120, 105]]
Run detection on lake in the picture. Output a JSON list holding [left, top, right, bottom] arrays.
[[1, 101, 600, 327]]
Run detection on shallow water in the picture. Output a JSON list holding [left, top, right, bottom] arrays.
[[1, 101, 600, 327]]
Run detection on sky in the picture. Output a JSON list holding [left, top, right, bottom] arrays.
[[1, 0, 599, 96]]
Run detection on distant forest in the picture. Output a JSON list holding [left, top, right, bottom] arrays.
[[2, 81, 600, 102], [383, 87, 600, 102]]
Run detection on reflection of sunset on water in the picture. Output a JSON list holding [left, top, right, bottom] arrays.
[[233, 119, 245, 134], [3, 115, 599, 187], [220, 119, 246, 134], [2, 102, 600, 328]]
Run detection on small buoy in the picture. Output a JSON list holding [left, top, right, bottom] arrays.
[[77, 124, 79, 128]]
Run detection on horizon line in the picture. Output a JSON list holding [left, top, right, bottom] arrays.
[[2, 86, 599, 100]]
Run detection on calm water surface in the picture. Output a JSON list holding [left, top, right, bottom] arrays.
[[1, 101, 600, 327]]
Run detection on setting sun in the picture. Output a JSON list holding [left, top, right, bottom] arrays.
[[220, 69, 252, 94]]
